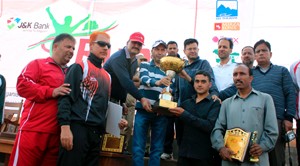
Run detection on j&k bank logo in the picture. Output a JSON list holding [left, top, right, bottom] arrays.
[[7, 17, 21, 29], [7, 17, 50, 31], [216, 0, 238, 20]]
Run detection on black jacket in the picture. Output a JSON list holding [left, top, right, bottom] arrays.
[[58, 53, 110, 133], [103, 47, 143, 103]]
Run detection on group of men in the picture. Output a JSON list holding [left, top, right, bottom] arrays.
[[7, 32, 132, 166], [137, 37, 289, 166], [0, 30, 298, 166], [216, 39, 296, 166]]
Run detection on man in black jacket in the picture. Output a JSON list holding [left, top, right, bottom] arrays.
[[103, 32, 151, 112], [170, 70, 221, 166], [57, 31, 113, 165]]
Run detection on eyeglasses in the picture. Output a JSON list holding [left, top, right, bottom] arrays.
[[186, 47, 198, 51], [255, 49, 269, 54], [94, 41, 111, 49]]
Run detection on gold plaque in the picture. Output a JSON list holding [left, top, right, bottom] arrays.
[[224, 128, 251, 162], [101, 134, 125, 153]]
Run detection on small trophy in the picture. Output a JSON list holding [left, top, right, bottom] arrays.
[[153, 56, 184, 115], [249, 131, 259, 162]]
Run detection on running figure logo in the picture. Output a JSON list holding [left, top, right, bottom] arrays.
[[28, 6, 118, 54]]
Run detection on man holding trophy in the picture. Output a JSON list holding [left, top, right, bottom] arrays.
[[132, 40, 191, 166], [168, 70, 221, 166], [211, 64, 279, 166]]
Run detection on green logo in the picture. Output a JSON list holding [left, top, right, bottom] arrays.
[[28, 7, 118, 54]]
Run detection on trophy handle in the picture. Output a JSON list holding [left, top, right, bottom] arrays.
[[165, 70, 176, 93], [166, 86, 170, 93], [166, 70, 176, 79]]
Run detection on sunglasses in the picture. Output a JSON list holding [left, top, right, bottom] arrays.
[[94, 41, 111, 49]]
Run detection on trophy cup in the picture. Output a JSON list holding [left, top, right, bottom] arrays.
[[153, 56, 185, 115]]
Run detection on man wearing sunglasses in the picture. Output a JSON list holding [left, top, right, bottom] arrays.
[[94, 40, 111, 49], [57, 31, 116, 165], [104, 32, 152, 112]]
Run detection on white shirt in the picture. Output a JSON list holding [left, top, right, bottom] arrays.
[[213, 61, 236, 91]]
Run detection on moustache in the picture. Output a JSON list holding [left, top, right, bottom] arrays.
[[235, 80, 243, 84]]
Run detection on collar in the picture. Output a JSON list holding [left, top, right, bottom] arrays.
[[233, 88, 259, 99], [88, 53, 103, 68], [47, 57, 68, 68], [191, 93, 212, 102], [125, 47, 137, 62], [217, 59, 235, 67], [125, 47, 130, 59], [255, 62, 273, 70], [186, 56, 200, 66], [149, 60, 160, 68]]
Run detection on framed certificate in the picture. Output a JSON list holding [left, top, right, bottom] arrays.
[[101, 134, 125, 153]]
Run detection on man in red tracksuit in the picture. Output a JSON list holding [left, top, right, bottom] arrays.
[[9, 33, 76, 166]]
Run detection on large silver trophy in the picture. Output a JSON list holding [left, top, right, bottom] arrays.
[[153, 56, 185, 115]]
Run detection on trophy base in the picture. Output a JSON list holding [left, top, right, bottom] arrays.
[[159, 99, 177, 108], [152, 99, 177, 116], [249, 157, 259, 163]]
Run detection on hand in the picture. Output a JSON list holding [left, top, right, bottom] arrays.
[[133, 76, 140, 88], [122, 103, 128, 115], [211, 95, 222, 104], [168, 107, 184, 117], [141, 97, 152, 112], [219, 147, 235, 161], [249, 143, 263, 157], [177, 70, 192, 82], [60, 125, 73, 151], [118, 119, 128, 130], [52, 83, 71, 98], [156, 77, 171, 87], [283, 120, 293, 132]]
